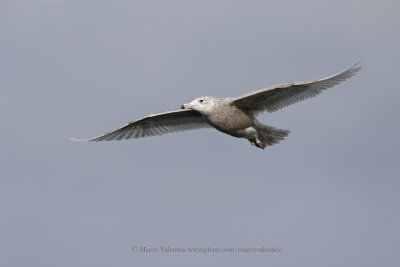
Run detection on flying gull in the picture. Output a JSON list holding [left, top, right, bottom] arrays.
[[72, 62, 361, 149]]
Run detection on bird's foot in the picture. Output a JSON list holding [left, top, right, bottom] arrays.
[[249, 139, 266, 150], [255, 142, 265, 150]]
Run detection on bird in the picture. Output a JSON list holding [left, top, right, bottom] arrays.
[[71, 62, 361, 149]]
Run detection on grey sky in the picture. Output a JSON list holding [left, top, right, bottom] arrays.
[[1, 0, 399, 266]]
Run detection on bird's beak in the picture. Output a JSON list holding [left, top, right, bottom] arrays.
[[181, 103, 194, 109]]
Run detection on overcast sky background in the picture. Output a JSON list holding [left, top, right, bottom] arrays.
[[1, 0, 399, 266]]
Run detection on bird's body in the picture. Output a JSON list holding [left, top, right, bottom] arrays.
[[72, 62, 361, 149], [203, 98, 253, 137]]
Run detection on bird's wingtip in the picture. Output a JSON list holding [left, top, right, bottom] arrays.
[[343, 60, 362, 76], [70, 137, 90, 142], [351, 59, 362, 69]]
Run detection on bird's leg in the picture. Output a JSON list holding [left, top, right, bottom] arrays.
[[255, 137, 266, 150], [249, 139, 257, 146], [248, 138, 265, 150]]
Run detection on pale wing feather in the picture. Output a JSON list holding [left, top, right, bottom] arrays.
[[232, 61, 362, 114], [71, 109, 211, 142]]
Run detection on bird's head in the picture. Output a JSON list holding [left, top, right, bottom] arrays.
[[181, 96, 219, 115]]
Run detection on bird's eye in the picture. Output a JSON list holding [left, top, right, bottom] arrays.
[[199, 100, 204, 103]]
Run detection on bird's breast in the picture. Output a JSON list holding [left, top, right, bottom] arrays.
[[205, 104, 254, 138]]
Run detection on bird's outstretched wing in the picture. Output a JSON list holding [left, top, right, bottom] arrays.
[[71, 109, 211, 141], [232, 61, 362, 114]]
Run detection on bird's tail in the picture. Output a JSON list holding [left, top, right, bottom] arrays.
[[256, 123, 290, 146]]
